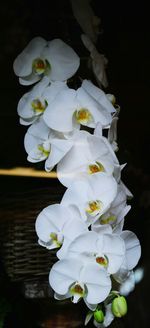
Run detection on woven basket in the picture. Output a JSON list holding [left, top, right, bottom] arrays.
[[0, 184, 64, 290]]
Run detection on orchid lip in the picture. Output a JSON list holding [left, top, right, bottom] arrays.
[[86, 200, 103, 216], [37, 142, 51, 158], [96, 255, 108, 267], [31, 99, 48, 114], [32, 58, 51, 76], [70, 282, 85, 303], [74, 108, 93, 125], [100, 214, 117, 225], [88, 162, 105, 174], [50, 232, 64, 248]]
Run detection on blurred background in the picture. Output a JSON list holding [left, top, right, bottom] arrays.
[[0, 0, 149, 327]]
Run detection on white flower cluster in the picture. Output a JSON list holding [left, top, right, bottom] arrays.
[[14, 36, 141, 327]]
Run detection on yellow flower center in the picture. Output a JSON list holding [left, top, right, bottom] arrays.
[[32, 58, 51, 75], [86, 200, 103, 216], [50, 232, 63, 248], [100, 215, 117, 225], [70, 283, 85, 296], [70, 282, 85, 303], [75, 108, 93, 125], [88, 162, 105, 174], [96, 255, 108, 267], [31, 99, 48, 113], [32, 58, 46, 74], [38, 143, 50, 158]]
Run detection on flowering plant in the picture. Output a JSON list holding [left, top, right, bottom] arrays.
[[13, 8, 142, 326]]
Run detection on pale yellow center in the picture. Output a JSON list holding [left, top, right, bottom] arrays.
[[70, 283, 85, 296], [33, 58, 46, 74], [31, 99, 47, 113], [32, 58, 51, 75], [96, 255, 108, 267], [86, 200, 103, 215], [88, 162, 105, 174], [100, 215, 117, 225], [50, 232, 63, 248], [38, 144, 50, 158], [75, 108, 93, 124]]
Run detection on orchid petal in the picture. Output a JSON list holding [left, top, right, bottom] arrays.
[[42, 39, 80, 81], [94, 122, 103, 137], [24, 119, 50, 154], [43, 89, 77, 132], [43, 81, 68, 102], [57, 219, 88, 259], [92, 223, 112, 235], [58, 131, 116, 187], [19, 74, 41, 86], [13, 37, 47, 77], [67, 231, 98, 259], [82, 80, 115, 114], [120, 181, 133, 199], [121, 230, 141, 270], [113, 220, 125, 235], [54, 292, 71, 301], [77, 87, 111, 127], [35, 204, 70, 243], [102, 234, 125, 274], [49, 259, 83, 295], [17, 76, 50, 119], [103, 304, 114, 327], [84, 301, 97, 312], [17, 92, 34, 119], [81, 264, 111, 304], [45, 138, 73, 172], [62, 174, 117, 223], [20, 117, 37, 126], [113, 264, 130, 284]]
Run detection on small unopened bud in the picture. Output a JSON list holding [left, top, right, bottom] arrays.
[[111, 296, 127, 318], [94, 309, 104, 323]]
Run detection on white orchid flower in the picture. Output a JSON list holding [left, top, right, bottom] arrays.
[[113, 230, 141, 283], [43, 79, 116, 133], [66, 230, 125, 275], [24, 118, 73, 171], [13, 37, 80, 85], [17, 77, 68, 125], [57, 130, 119, 187], [49, 258, 111, 307], [61, 173, 117, 225], [92, 183, 131, 230], [81, 34, 108, 88], [35, 204, 88, 259]]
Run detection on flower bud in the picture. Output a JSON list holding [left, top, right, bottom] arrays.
[[94, 309, 104, 323], [111, 296, 127, 318]]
